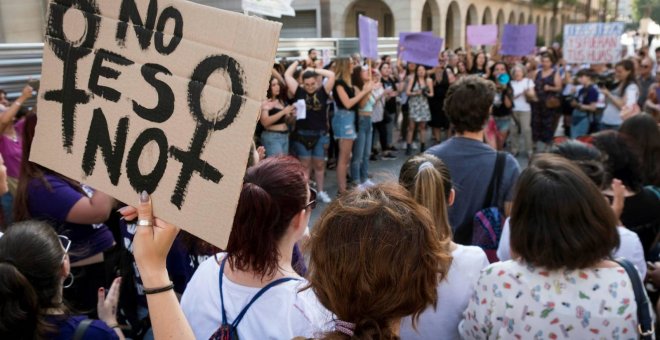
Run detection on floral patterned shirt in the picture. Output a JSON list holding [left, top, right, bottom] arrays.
[[459, 260, 651, 340]]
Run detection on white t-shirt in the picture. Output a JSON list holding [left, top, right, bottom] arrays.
[[400, 244, 489, 340], [602, 83, 639, 126], [511, 78, 534, 112], [497, 218, 647, 278], [180, 253, 331, 340]]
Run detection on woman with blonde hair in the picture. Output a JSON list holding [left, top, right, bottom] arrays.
[[332, 58, 373, 194], [398, 154, 488, 340]]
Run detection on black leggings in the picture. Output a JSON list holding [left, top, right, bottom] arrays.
[[372, 120, 388, 152]]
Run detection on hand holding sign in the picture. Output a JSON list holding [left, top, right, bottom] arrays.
[[31, 0, 282, 249]]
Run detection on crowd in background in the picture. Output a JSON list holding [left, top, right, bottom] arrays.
[[0, 39, 658, 340]]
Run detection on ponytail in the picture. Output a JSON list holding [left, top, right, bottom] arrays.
[[321, 318, 398, 340], [399, 155, 454, 246], [0, 262, 49, 339], [414, 163, 452, 243]]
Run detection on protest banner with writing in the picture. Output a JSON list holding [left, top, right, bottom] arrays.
[[242, 0, 295, 18], [467, 25, 498, 46], [563, 22, 624, 64], [358, 15, 379, 60], [400, 33, 443, 67], [500, 24, 537, 56], [31, 0, 281, 248]]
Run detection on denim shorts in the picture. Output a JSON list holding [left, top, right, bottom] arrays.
[[493, 116, 512, 132], [292, 130, 329, 159], [331, 109, 357, 140]]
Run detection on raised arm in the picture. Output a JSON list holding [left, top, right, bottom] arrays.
[[336, 81, 372, 109], [311, 67, 336, 94], [284, 61, 300, 98], [0, 85, 33, 132]]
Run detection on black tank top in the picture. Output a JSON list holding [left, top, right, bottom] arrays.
[[269, 107, 286, 125]]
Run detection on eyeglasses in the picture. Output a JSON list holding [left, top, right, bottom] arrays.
[[58, 235, 71, 263], [304, 188, 317, 210], [641, 65, 651, 68]]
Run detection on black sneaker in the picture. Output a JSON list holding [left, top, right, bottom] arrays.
[[382, 153, 397, 160], [405, 144, 412, 156], [370, 154, 378, 161]]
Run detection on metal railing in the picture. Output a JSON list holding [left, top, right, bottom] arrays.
[[0, 38, 400, 102]]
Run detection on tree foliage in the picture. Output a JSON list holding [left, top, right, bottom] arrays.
[[633, 0, 660, 21]]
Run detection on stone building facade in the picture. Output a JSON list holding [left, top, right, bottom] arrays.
[[0, 0, 601, 48]]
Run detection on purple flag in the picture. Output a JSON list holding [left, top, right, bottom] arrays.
[[400, 33, 443, 67], [467, 25, 498, 46], [500, 24, 537, 56], [359, 15, 379, 60]]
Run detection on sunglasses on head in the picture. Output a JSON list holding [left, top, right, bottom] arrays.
[[304, 188, 317, 210]]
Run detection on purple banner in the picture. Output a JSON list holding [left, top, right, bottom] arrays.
[[500, 24, 537, 56], [359, 15, 379, 60], [467, 25, 498, 46], [400, 33, 443, 67], [398, 31, 433, 56]]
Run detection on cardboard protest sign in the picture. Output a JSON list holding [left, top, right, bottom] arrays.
[[467, 25, 498, 46], [358, 15, 379, 60], [242, 0, 295, 18], [563, 22, 624, 64], [400, 33, 443, 67], [31, 0, 282, 249], [500, 24, 537, 56]]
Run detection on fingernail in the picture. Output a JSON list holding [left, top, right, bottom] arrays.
[[140, 191, 149, 203], [99, 288, 104, 292]]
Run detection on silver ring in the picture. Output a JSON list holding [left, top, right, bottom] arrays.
[[137, 219, 153, 227]]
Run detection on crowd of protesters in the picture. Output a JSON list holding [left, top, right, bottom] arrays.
[[0, 39, 658, 340]]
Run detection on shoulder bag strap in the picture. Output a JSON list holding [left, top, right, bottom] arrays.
[[218, 255, 300, 332], [483, 152, 506, 209], [230, 277, 299, 329], [72, 319, 94, 340], [614, 258, 655, 339]]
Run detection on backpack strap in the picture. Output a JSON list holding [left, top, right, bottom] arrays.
[[482, 152, 506, 209], [613, 258, 655, 339], [72, 319, 94, 340], [218, 256, 299, 337]]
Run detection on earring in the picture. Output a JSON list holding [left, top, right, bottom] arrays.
[[63, 272, 74, 289]]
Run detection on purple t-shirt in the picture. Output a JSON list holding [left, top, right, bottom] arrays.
[[0, 118, 24, 178], [28, 174, 114, 262], [46, 315, 118, 340]]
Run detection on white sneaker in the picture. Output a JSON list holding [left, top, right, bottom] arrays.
[[362, 179, 376, 188], [412, 142, 419, 150], [317, 191, 331, 203]]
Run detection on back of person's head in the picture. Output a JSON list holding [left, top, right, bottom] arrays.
[[510, 154, 619, 270], [0, 221, 66, 339], [308, 183, 451, 339], [592, 130, 644, 192], [226, 156, 308, 278], [444, 75, 495, 133], [620, 114, 660, 187], [549, 141, 607, 188], [399, 154, 453, 244], [335, 57, 353, 85]]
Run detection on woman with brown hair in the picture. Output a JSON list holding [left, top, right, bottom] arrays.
[[531, 52, 563, 152], [460, 154, 652, 338], [306, 183, 451, 339], [13, 113, 116, 314], [260, 76, 296, 157], [397, 155, 488, 339], [179, 156, 327, 339]]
